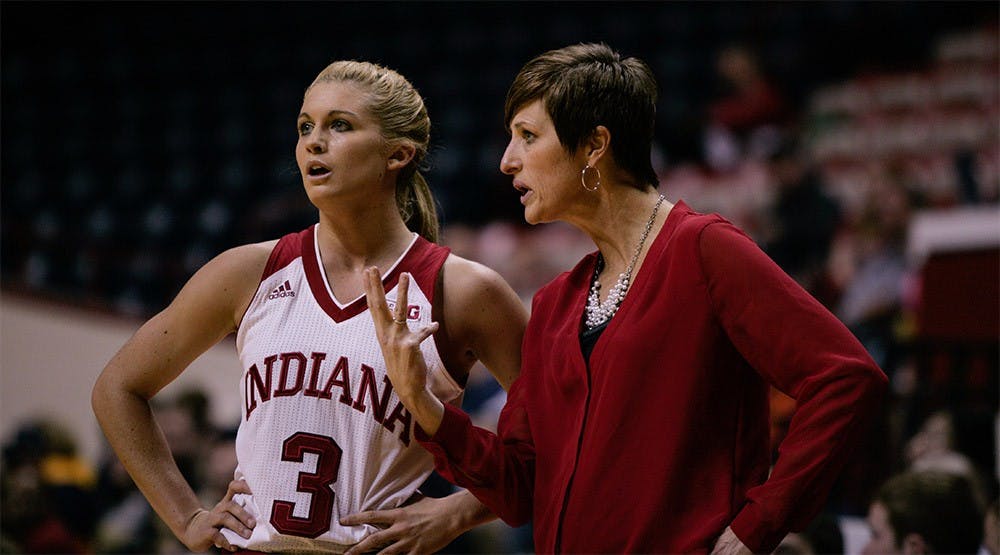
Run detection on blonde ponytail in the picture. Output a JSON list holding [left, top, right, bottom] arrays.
[[396, 170, 439, 243]]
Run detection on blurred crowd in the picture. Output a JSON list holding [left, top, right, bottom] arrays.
[[2, 3, 998, 554]]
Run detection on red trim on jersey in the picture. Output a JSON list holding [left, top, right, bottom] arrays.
[[237, 232, 308, 330], [302, 226, 451, 324], [261, 229, 309, 282]]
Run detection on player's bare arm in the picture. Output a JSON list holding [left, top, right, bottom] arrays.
[[438, 254, 527, 392], [91, 241, 273, 552], [356, 261, 526, 554]]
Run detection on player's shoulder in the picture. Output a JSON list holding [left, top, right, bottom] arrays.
[[440, 253, 511, 294], [214, 239, 280, 270], [438, 254, 526, 322], [193, 239, 282, 292]]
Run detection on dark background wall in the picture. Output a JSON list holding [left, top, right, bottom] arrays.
[[3, 1, 995, 317]]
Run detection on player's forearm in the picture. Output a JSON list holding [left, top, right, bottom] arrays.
[[92, 377, 203, 540], [397, 387, 445, 437]]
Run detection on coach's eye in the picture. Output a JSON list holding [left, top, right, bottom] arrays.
[[298, 121, 314, 136], [331, 119, 352, 132]]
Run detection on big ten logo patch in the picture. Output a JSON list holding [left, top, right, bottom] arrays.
[[386, 301, 421, 320]]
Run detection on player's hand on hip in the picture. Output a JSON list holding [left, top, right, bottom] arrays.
[[181, 479, 256, 552], [364, 268, 437, 402], [341, 495, 463, 555]]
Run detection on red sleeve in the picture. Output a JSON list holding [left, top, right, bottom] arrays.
[[698, 222, 887, 552], [415, 373, 535, 527]]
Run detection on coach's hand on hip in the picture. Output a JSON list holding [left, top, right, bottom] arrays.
[[364, 268, 445, 436], [711, 526, 753, 555]]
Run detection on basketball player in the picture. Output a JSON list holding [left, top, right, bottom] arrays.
[[92, 60, 527, 552]]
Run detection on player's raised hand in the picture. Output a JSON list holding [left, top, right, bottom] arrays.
[[363, 268, 437, 401]]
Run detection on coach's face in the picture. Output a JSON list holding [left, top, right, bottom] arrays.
[[500, 99, 585, 225]]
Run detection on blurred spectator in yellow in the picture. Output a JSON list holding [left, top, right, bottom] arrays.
[[1, 419, 97, 553]]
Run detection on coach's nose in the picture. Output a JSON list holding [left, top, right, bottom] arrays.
[[500, 139, 520, 175]]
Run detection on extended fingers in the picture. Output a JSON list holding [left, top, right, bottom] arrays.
[[364, 268, 393, 327], [413, 322, 439, 343], [394, 273, 410, 322]]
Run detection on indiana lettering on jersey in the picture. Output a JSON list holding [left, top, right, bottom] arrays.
[[244, 352, 414, 446]]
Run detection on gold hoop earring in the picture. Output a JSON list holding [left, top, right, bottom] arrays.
[[581, 164, 601, 192]]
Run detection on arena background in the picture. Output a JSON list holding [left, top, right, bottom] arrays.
[[2, 2, 998, 553]]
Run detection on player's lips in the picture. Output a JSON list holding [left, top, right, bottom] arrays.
[[305, 160, 332, 181], [513, 180, 533, 205]]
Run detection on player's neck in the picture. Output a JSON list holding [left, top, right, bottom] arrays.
[[315, 203, 415, 274]]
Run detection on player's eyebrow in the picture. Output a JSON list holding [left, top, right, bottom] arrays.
[[298, 109, 359, 120]]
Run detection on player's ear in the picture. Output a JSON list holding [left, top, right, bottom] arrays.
[[386, 142, 416, 172]]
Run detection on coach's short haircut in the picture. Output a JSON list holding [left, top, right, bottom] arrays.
[[504, 42, 659, 189]]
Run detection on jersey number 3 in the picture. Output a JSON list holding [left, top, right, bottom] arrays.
[[270, 432, 342, 538]]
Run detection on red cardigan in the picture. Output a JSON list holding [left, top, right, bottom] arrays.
[[419, 201, 887, 553]]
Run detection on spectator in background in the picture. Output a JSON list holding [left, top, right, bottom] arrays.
[[92, 446, 160, 553], [197, 427, 239, 510], [982, 500, 999, 555], [704, 44, 789, 172], [904, 409, 976, 477], [763, 139, 842, 298], [154, 389, 213, 493], [772, 512, 845, 555], [861, 471, 983, 555], [1, 420, 97, 553], [829, 165, 921, 372]]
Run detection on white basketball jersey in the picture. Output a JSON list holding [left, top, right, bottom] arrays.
[[221, 225, 463, 553]]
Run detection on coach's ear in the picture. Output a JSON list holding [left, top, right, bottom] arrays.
[[901, 533, 929, 554]]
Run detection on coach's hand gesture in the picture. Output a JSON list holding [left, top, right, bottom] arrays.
[[364, 268, 445, 436]]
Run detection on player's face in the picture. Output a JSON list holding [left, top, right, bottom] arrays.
[[500, 99, 583, 225], [861, 502, 901, 555], [296, 81, 391, 207]]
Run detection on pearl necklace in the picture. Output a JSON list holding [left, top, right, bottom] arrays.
[[585, 194, 666, 329]]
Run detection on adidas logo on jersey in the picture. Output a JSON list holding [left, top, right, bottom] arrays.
[[267, 280, 296, 300]]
